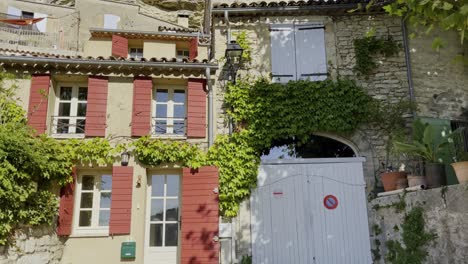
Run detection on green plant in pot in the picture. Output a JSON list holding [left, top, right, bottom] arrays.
[[394, 119, 458, 188], [369, 99, 414, 192], [451, 130, 468, 183]]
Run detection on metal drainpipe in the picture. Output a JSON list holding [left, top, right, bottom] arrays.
[[402, 18, 416, 117], [206, 67, 214, 147]]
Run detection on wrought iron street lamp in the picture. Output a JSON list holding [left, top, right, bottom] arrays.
[[121, 151, 130, 166], [225, 40, 243, 83]]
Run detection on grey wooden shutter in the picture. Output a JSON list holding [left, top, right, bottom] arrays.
[[33, 12, 47, 33], [270, 25, 296, 83], [295, 24, 327, 81]]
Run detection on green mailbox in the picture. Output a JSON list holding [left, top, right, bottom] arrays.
[[121, 241, 136, 259]]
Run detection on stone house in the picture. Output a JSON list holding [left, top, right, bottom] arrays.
[[0, 0, 467, 263]]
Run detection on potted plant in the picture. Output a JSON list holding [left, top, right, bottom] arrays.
[[368, 99, 414, 191], [451, 131, 468, 183], [394, 119, 458, 188]]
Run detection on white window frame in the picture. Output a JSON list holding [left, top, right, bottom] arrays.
[[129, 47, 144, 59], [270, 23, 327, 83], [144, 170, 181, 263], [152, 85, 186, 138], [72, 171, 112, 236], [52, 83, 87, 138]]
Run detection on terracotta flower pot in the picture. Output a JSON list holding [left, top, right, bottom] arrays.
[[425, 163, 446, 188], [451, 161, 468, 184], [407, 175, 427, 188], [381, 171, 407, 192], [396, 178, 408, 190]]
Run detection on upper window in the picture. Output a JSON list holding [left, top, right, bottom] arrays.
[[176, 50, 189, 59], [73, 173, 112, 235], [152, 87, 186, 136], [53, 85, 88, 136], [129, 47, 144, 59], [270, 24, 327, 83], [103, 14, 120, 30], [6, 6, 47, 32]]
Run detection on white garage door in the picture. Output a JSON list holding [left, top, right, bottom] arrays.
[[251, 158, 372, 264]]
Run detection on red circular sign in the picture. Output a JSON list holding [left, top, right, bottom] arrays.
[[323, 195, 339, 210]]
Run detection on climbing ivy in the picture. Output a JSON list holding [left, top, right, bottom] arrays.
[[132, 136, 206, 169], [353, 36, 400, 76], [385, 207, 437, 264], [63, 138, 125, 167]]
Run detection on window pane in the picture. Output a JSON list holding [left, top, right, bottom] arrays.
[[80, 193, 93, 208], [79, 211, 92, 227], [78, 87, 88, 100], [174, 120, 185, 135], [155, 120, 167, 135], [156, 104, 167, 118], [76, 119, 86, 134], [165, 224, 178, 246], [166, 175, 179, 196], [174, 90, 185, 103], [77, 103, 87, 117], [101, 175, 112, 190], [174, 105, 185, 118], [165, 199, 179, 221], [99, 210, 110, 226], [151, 176, 164, 196], [156, 89, 168, 103], [60, 87, 72, 100], [150, 199, 164, 221], [58, 103, 71, 116], [149, 224, 163, 247], [82, 176, 94, 190], [100, 193, 111, 208], [57, 119, 69, 134]]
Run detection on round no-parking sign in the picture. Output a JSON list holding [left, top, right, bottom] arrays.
[[323, 195, 339, 210]]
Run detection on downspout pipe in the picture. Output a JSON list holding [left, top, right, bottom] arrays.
[[206, 67, 214, 147], [402, 18, 416, 117]]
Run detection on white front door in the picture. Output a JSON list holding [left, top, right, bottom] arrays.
[[145, 174, 180, 264]]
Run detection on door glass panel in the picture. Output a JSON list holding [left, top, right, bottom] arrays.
[[156, 104, 167, 118], [165, 224, 178, 246], [174, 121, 185, 135], [173, 90, 185, 103], [79, 211, 92, 227], [150, 224, 163, 247], [82, 176, 94, 190], [151, 176, 164, 196], [165, 199, 179, 221], [60, 87, 72, 100], [155, 120, 167, 135], [150, 199, 164, 221], [76, 119, 86, 134], [99, 210, 110, 226], [174, 105, 185, 118], [166, 175, 179, 196]]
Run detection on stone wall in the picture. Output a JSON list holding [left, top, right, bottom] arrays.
[[409, 28, 468, 121], [0, 226, 64, 264], [369, 184, 468, 264]]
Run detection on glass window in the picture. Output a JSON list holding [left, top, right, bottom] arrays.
[[75, 173, 112, 232], [148, 175, 180, 248], [129, 48, 144, 59], [54, 85, 88, 135], [153, 88, 186, 136], [176, 50, 190, 59]]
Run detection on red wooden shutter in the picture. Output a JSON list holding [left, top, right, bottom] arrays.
[[112, 35, 128, 58], [187, 79, 207, 138], [109, 166, 133, 235], [131, 77, 152, 136], [57, 167, 77, 236], [181, 166, 219, 264], [27, 74, 50, 134], [85, 76, 108, 137], [189, 37, 198, 60]]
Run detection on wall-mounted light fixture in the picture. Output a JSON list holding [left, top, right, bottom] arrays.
[[121, 151, 130, 166], [225, 40, 244, 84]]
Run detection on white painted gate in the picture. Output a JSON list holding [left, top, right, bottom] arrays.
[[251, 158, 372, 264]]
